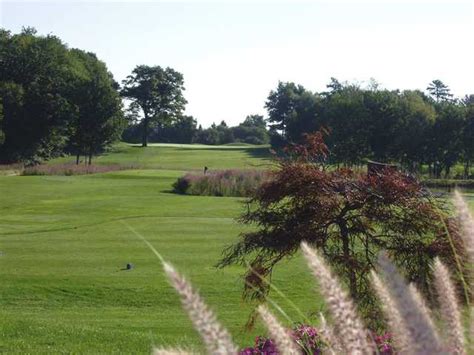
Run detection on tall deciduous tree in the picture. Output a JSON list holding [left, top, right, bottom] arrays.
[[394, 90, 435, 171], [121, 65, 186, 147], [0, 28, 124, 164], [429, 102, 465, 177], [0, 97, 4, 146], [461, 95, 474, 177], [265, 82, 321, 145], [68, 49, 124, 164], [0, 28, 74, 163], [323, 85, 371, 165]]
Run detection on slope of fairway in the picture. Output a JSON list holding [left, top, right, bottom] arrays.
[[0, 145, 318, 353], [49, 142, 273, 171]]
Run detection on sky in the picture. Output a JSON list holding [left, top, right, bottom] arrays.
[[1, 0, 473, 127]]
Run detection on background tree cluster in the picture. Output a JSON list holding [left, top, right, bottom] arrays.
[[266, 79, 474, 178], [0, 28, 125, 164], [122, 114, 270, 145]]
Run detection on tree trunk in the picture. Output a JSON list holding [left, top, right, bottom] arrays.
[[88, 152, 92, 165], [445, 164, 451, 179], [339, 221, 357, 299], [142, 114, 149, 147], [76, 153, 80, 165]]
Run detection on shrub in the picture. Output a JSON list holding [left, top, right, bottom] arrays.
[[217, 132, 458, 320], [172, 169, 270, 197]]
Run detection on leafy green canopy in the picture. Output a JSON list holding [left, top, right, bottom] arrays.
[[0, 27, 123, 163], [66, 49, 125, 163], [265, 80, 474, 178], [121, 65, 187, 147]]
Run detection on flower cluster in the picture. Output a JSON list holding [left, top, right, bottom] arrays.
[[240, 324, 324, 354], [291, 324, 324, 354], [240, 336, 278, 355], [373, 332, 393, 354], [240, 326, 393, 354]]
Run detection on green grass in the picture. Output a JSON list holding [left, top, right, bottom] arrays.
[[0, 145, 319, 353], [50, 142, 273, 171], [2, 144, 474, 353]]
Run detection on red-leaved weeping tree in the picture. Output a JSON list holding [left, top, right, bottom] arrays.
[[218, 130, 461, 321]]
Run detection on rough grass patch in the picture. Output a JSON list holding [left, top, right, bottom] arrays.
[[21, 163, 122, 176]]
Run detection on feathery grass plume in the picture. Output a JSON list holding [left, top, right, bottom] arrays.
[[153, 348, 195, 355], [163, 262, 238, 355], [433, 258, 465, 354], [453, 191, 474, 354], [407, 283, 438, 335], [370, 270, 410, 352], [318, 312, 340, 355], [300, 242, 372, 355], [377, 253, 443, 354], [257, 305, 300, 355], [470, 306, 474, 354], [453, 190, 474, 270]]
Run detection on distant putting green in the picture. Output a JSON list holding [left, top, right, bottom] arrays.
[[0, 145, 320, 353]]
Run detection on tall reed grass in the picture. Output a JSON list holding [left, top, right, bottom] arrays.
[[173, 169, 270, 197]]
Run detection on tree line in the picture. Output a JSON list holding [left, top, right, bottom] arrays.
[[1, 28, 473, 177], [266, 79, 474, 178], [0, 28, 269, 164]]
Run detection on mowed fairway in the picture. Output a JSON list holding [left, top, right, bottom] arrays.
[[0, 144, 320, 353]]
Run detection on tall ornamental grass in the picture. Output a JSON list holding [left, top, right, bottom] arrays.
[[173, 169, 270, 197], [21, 163, 122, 176]]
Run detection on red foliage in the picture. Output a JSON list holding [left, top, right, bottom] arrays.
[[219, 131, 458, 315]]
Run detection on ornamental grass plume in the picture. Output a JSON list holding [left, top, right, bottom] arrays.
[[377, 253, 443, 354], [370, 270, 410, 352], [453, 190, 474, 279], [257, 305, 300, 355], [407, 283, 438, 340], [433, 258, 465, 354], [162, 262, 238, 355], [318, 313, 340, 355], [453, 191, 474, 247], [300, 242, 372, 355], [452, 191, 474, 353]]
